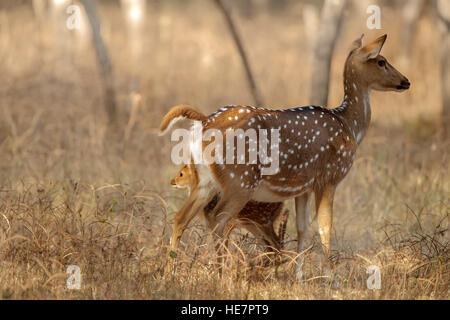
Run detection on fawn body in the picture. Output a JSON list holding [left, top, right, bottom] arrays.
[[161, 34, 410, 278], [171, 165, 288, 252]]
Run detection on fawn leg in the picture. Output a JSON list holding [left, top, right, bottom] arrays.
[[170, 195, 204, 252], [165, 192, 210, 277]]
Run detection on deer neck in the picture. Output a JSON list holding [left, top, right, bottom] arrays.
[[334, 65, 371, 145]]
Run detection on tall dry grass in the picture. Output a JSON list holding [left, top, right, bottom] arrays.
[[0, 1, 448, 299]]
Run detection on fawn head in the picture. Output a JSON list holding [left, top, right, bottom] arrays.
[[346, 34, 410, 92], [171, 165, 191, 189]]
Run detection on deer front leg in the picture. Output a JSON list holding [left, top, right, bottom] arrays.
[[204, 192, 251, 273], [315, 186, 336, 277], [294, 192, 312, 280], [170, 196, 204, 252], [166, 193, 207, 276]]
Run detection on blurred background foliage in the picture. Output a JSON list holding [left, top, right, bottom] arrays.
[[0, 0, 447, 299]]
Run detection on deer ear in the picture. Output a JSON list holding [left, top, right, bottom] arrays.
[[359, 34, 387, 60], [350, 34, 364, 51]]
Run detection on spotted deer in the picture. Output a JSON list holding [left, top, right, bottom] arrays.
[[170, 163, 288, 254], [160, 34, 410, 278]]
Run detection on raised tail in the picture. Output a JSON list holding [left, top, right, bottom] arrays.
[[159, 104, 207, 136]]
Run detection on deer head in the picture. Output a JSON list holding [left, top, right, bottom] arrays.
[[345, 34, 410, 92]]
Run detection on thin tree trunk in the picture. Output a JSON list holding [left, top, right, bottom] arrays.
[[50, 0, 71, 72], [399, 0, 426, 67], [401, 0, 425, 49], [440, 37, 450, 136], [79, 0, 117, 124], [120, 0, 146, 95], [310, 0, 347, 107], [32, 0, 47, 24], [302, 4, 320, 64], [436, 0, 450, 138], [213, 0, 263, 106], [120, 0, 145, 65], [235, 0, 254, 19]]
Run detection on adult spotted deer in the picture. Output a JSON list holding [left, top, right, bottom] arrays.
[[170, 165, 288, 254], [160, 34, 410, 278]]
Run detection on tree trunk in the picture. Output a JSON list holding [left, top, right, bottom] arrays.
[[302, 4, 320, 64], [120, 0, 146, 64], [79, 0, 117, 124], [120, 0, 146, 94], [234, 0, 255, 19], [401, 0, 425, 49], [267, 0, 289, 13], [310, 0, 347, 107], [49, 0, 71, 72], [437, 0, 450, 138], [32, 0, 47, 24], [213, 0, 263, 106], [398, 0, 426, 68]]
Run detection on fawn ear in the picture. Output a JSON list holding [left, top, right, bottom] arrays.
[[359, 34, 387, 60], [350, 34, 364, 51]]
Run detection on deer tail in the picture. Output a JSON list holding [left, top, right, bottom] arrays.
[[159, 104, 207, 136]]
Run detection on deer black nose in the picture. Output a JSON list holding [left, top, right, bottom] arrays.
[[402, 79, 410, 88], [396, 79, 410, 90], [397, 79, 410, 90]]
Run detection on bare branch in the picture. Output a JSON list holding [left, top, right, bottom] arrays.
[[79, 0, 117, 124], [310, 0, 347, 107], [213, 0, 263, 106]]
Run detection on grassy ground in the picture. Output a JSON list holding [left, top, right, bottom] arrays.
[[0, 1, 448, 299]]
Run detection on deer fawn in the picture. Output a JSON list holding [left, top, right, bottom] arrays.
[[170, 164, 288, 254], [160, 34, 410, 278]]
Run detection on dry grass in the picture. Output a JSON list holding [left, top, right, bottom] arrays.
[[0, 1, 448, 299]]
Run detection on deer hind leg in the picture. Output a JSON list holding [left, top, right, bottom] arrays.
[[294, 192, 312, 280], [234, 220, 276, 250], [223, 219, 271, 267], [259, 203, 285, 254], [204, 191, 251, 271], [314, 186, 336, 276], [255, 224, 283, 267], [223, 217, 239, 255], [241, 222, 281, 262], [222, 219, 272, 261], [255, 224, 281, 253]]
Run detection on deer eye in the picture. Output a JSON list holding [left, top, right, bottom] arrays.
[[378, 60, 386, 67], [180, 173, 183, 177]]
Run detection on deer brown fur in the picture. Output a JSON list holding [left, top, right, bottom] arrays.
[[161, 34, 410, 278]]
